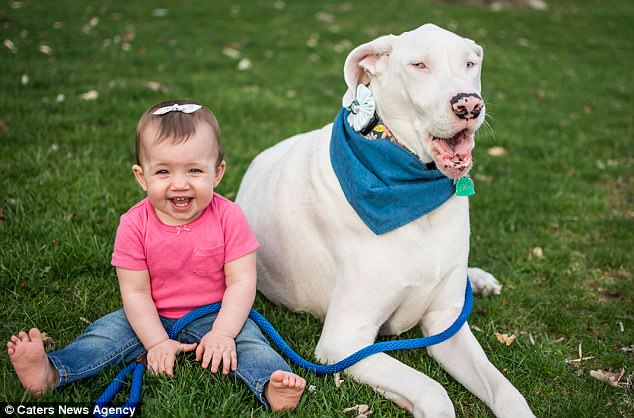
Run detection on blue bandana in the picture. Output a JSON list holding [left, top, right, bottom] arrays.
[[330, 108, 456, 235]]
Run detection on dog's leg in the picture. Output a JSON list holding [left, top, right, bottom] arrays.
[[315, 282, 456, 417], [422, 308, 534, 417], [467, 267, 502, 296]]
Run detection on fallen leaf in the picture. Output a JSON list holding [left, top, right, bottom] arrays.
[[531, 247, 544, 258], [306, 34, 319, 48], [21, 74, 29, 85], [334, 372, 344, 387], [79, 90, 99, 101], [307, 384, 317, 393], [333, 39, 353, 53], [590, 369, 624, 388], [475, 173, 494, 183], [528, 0, 548, 10], [343, 404, 371, 416], [315, 12, 334, 23], [152, 9, 168, 17], [222, 47, 241, 59], [4, 39, 17, 53], [237, 58, 252, 71], [620, 345, 633, 354], [56, 94, 65, 102], [146, 81, 168, 92], [39, 44, 53, 55], [536, 89, 545, 101], [495, 332, 516, 346], [487, 146, 508, 157]]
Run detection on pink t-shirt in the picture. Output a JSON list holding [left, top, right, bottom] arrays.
[[111, 194, 259, 318]]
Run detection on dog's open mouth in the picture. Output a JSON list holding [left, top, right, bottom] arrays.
[[431, 129, 474, 179]]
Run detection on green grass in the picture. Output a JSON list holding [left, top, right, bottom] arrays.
[[1, 0, 632, 416]]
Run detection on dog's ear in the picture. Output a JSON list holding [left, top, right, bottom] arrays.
[[342, 34, 396, 107], [464, 38, 483, 59]]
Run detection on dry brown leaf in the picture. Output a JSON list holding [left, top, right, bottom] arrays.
[[4, 39, 17, 53], [343, 404, 371, 416], [222, 47, 241, 59], [315, 12, 334, 24], [474, 173, 494, 183], [39, 44, 52, 55], [79, 90, 99, 101], [620, 345, 633, 354], [237, 58, 252, 71], [495, 332, 516, 346], [146, 81, 168, 92], [487, 146, 508, 157], [590, 369, 624, 388]]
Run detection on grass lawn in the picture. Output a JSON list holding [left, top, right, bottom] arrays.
[[1, 0, 632, 416]]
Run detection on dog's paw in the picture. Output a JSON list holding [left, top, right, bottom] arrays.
[[467, 267, 502, 296]]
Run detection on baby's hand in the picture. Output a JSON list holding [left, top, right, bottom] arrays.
[[146, 339, 197, 377], [196, 330, 237, 374]]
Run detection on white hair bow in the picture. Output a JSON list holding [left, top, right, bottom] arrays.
[[152, 103, 202, 115]]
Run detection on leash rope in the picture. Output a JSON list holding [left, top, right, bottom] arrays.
[[94, 279, 473, 417]]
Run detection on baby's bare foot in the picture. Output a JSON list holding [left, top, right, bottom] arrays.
[[264, 370, 306, 412], [7, 328, 58, 396]]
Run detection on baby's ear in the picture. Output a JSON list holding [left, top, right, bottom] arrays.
[[132, 164, 147, 191], [214, 160, 226, 188]]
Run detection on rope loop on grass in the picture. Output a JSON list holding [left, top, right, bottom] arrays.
[[94, 278, 473, 416]]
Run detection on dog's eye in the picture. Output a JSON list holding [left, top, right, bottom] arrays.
[[412, 62, 427, 70], [466, 61, 477, 69]]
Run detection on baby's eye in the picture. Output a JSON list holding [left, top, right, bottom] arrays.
[[155, 169, 169, 175], [189, 168, 204, 174]]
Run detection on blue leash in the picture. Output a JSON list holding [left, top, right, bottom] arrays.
[[94, 279, 473, 417]]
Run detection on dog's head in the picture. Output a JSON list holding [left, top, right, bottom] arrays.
[[342, 24, 485, 179]]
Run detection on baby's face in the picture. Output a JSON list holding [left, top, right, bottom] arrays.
[[133, 123, 225, 226]]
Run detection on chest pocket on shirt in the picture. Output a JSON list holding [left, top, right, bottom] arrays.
[[192, 245, 225, 276]]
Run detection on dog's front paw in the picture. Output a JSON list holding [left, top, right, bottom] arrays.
[[467, 267, 502, 296]]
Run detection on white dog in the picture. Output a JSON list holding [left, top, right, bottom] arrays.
[[236, 24, 533, 417]]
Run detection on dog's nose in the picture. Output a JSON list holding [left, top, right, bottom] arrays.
[[450, 93, 483, 120]]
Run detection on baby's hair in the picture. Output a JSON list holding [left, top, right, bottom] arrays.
[[135, 99, 224, 166]]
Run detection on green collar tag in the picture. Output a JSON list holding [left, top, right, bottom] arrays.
[[455, 176, 475, 197]]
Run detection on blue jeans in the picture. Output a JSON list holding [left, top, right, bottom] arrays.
[[47, 308, 292, 407]]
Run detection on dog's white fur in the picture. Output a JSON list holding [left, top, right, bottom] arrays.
[[237, 24, 533, 417]]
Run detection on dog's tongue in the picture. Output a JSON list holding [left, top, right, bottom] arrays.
[[433, 131, 474, 178], [437, 131, 472, 160]]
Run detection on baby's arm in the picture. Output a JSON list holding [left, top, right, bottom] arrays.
[[196, 251, 257, 374], [117, 267, 197, 376]]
